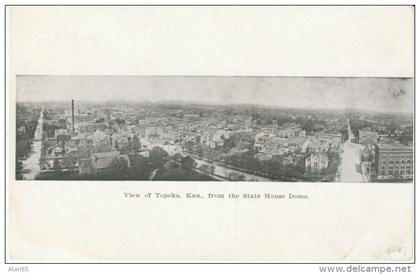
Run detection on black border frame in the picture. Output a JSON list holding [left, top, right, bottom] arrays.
[[3, 4, 416, 265]]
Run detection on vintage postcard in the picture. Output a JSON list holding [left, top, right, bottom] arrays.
[[6, 6, 414, 262]]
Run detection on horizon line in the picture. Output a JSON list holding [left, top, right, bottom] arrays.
[[16, 99, 414, 115], [16, 75, 414, 79]]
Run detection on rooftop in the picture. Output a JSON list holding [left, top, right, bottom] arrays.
[[376, 143, 413, 151]]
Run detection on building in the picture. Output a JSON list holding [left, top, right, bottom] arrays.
[[378, 135, 394, 144], [162, 143, 183, 156], [359, 129, 378, 145], [375, 143, 413, 181], [75, 122, 107, 134], [305, 152, 329, 171], [69, 113, 92, 124], [90, 130, 112, 153], [278, 124, 306, 138], [145, 127, 164, 139], [317, 132, 342, 143], [283, 136, 309, 153], [303, 138, 330, 153], [90, 151, 121, 173]]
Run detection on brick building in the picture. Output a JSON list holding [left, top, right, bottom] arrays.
[[375, 143, 413, 181]]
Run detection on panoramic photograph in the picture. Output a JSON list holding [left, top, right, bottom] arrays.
[[15, 76, 413, 182]]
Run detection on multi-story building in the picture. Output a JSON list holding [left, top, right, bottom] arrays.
[[359, 129, 379, 145], [75, 122, 107, 134], [375, 143, 413, 181], [317, 132, 342, 143]]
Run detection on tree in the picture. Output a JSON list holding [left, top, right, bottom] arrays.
[[198, 164, 210, 173], [223, 136, 237, 153], [115, 118, 126, 125], [339, 125, 349, 142], [155, 167, 188, 180], [129, 155, 149, 180], [172, 153, 183, 163], [154, 166, 215, 181], [131, 136, 141, 150], [251, 112, 260, 121], [184, 140, 194, 152], [149, 146, 169, 169], [228, 172, 246, 181], [180, 156, 197, 171], [109, 157, 129, 179]]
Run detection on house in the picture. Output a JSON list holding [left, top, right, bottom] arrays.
[[304, 138, 331, 153], [305, 152, 329, 171], [212, 129, 230, 141], [283, 137, 307, 153], [255, 131, 268, 141], [270, 145, 289, 156]]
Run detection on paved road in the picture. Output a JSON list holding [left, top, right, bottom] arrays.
[[340, 140, 364, 182], [339, 119, 365, 182], [20, 140, 42, 180], [34, 106, 44, 141], [20, 107, 44, 180]]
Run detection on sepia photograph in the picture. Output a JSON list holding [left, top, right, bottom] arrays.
[[16, 76, 413, 182]]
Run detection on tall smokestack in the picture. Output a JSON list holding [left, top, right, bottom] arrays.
[[71, 99, 75, 133]]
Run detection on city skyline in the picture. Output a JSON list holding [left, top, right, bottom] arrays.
[[17, 76, 413, 113]]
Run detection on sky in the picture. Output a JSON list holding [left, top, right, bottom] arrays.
[[16, 76, 413, 113]]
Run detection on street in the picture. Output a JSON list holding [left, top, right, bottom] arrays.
[[20, 107, 43, 180], [339, 119, 366, 183]]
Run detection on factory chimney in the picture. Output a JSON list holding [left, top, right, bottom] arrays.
[[71, 99, 75, 133]]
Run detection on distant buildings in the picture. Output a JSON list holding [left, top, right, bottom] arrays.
[[75, 122, 107, 134], [30, 98, 412, 183], [277, 124, 306, 138], [184, 113, 200, 119]]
